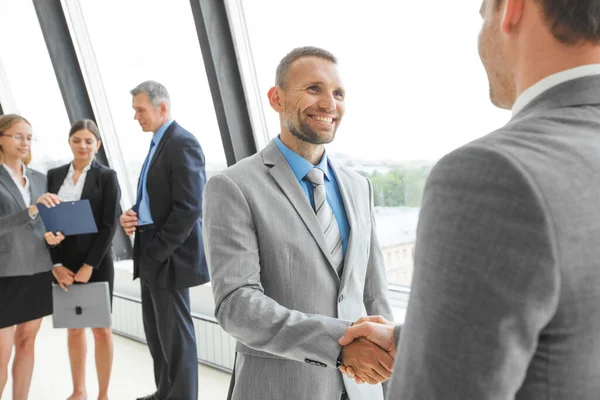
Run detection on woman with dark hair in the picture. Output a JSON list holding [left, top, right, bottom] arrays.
[[0, 113, 62, 400], [47, 119, 120, 400]]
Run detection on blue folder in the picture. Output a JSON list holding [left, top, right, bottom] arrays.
[[37, 199, 98, 236]]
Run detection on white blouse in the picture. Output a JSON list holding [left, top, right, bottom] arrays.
[[57, 162, 92, 202], [2, 163, 31, 206]]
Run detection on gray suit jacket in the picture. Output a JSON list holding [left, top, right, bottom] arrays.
[[0, 166, 53, 277], [0, 209, 32, 237], [203, 141, 393, 400], [387, 76, 600, 399]]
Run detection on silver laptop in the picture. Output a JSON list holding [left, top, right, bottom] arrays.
[[52, 282, 111, 329]]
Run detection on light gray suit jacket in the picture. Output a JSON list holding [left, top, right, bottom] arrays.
[[0, 209, 33, 237], [387, 76, 600, 399], [203, 141, 393, 400], [0, 166, 53, 277]]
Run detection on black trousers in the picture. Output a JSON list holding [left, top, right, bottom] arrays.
[[138, 230, 198, 400]]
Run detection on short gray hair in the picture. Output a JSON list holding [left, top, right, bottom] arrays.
[[275, 46, 337, 88], [130, 80, 171, 110]]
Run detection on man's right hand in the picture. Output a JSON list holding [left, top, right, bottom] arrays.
[[339, 316, 397, 384], [52, 265, 75, 291], [339, 315, 397, 357], [120, 209, 138, 236], [340, 337, 394, 385]]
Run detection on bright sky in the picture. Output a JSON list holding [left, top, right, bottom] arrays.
[[0, 0, 511, 173]]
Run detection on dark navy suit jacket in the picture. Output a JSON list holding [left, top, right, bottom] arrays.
[[133, 121, 209, 289], [47, 160, 120, 271]]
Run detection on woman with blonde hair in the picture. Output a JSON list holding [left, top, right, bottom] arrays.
[[0, 114, 62, 400]]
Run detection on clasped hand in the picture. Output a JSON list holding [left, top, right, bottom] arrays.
[[338, 315, 396, 385], [53, 264, 93, 291]]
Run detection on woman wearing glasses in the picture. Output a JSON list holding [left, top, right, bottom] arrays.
[[0, 114, 62, 399], [47, 119, 120, 400]]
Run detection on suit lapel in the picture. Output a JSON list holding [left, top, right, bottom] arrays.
[[0, 166, 27, 208], [330, 163, 358, 291], [81, 161, 100, 200], [51, 164, 70, 194], [263, 141, 339, 275], [26, 168, 45, 205], [147, 121, 177, 174]]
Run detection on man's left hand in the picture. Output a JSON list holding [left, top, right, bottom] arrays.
[[74, 264, 94, 283]]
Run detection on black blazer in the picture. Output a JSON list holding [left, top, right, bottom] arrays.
[[47, 160, 121, 269], [133, 121, 209, 289]]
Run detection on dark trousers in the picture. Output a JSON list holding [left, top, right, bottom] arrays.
[[138, 231, 198, 400]]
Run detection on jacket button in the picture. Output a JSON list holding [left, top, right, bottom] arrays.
[[338, 294, 344, 303]]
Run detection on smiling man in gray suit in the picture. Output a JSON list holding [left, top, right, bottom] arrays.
[[339, 0, 600, 398], [203, 47, 394, 400]]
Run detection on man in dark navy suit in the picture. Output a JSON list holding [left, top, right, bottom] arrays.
[[120, 80, 209, 400]]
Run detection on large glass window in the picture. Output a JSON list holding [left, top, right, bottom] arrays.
[[230, 0, 511, 288], [0, 0, 72, 173], [77, 0, 227, 206]]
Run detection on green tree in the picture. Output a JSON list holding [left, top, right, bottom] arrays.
[[363, 166, 432, 207]]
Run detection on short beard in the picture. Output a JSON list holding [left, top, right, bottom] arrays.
[[285, 110, 335, 145]]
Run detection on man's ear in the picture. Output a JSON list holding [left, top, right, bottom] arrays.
[[160, 102, 168, 117], [268, 86, 284, 112], [501, 0, 524, 34]]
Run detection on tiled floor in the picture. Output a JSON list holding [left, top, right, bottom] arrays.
[[3, 317, 231, 400]]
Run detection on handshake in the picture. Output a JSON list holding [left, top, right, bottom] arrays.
[[337, 315, 397, 385]]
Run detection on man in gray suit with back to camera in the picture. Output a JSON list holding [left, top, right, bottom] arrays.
[[339, 0, 600, 398], [203, 46, 394, 400]]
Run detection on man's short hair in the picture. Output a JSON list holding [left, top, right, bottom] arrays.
[[130, 80, 171, 109], [496, 0, 600, 44], [275, 46, 337, 88]]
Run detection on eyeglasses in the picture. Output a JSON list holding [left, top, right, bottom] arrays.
[[0, 133, 34, 143]]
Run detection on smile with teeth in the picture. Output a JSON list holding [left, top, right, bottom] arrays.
[[309, 115, 335, 124]]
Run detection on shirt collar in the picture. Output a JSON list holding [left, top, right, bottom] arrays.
[[274, 136, 331, 182], [2, 162, 26, 178], [152, 119, 174, 146], [2, 163, 29, 188], [68, 161, 93, 175], [512, 64, 600, 117]]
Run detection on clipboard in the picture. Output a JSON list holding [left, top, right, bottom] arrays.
[[37, 199, 98, 236]]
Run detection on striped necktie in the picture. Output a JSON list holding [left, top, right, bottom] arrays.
[[305, 168, 344, 274]]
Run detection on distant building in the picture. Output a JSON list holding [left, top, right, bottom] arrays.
[[374, 207, 419, 288]]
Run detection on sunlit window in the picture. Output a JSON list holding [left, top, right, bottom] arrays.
[[229, 0, 511, 288], [0, 0, 72, 173], [78, 0, 227, 202]]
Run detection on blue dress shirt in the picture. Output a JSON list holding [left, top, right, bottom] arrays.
[[274, 137, 350, 256], [137, 120, 174, 225]]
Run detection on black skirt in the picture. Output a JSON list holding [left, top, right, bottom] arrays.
[[0, 270, 53, 329], [57, 236, 114, 304]]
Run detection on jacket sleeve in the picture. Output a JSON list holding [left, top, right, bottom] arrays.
[[387, 144, 560, 399], [84, 169, 121, 268], [143, 136, 205, 266], [46, 169, 64, 265], [0, 209, 33, 237], [203, 173, 351, 368]]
